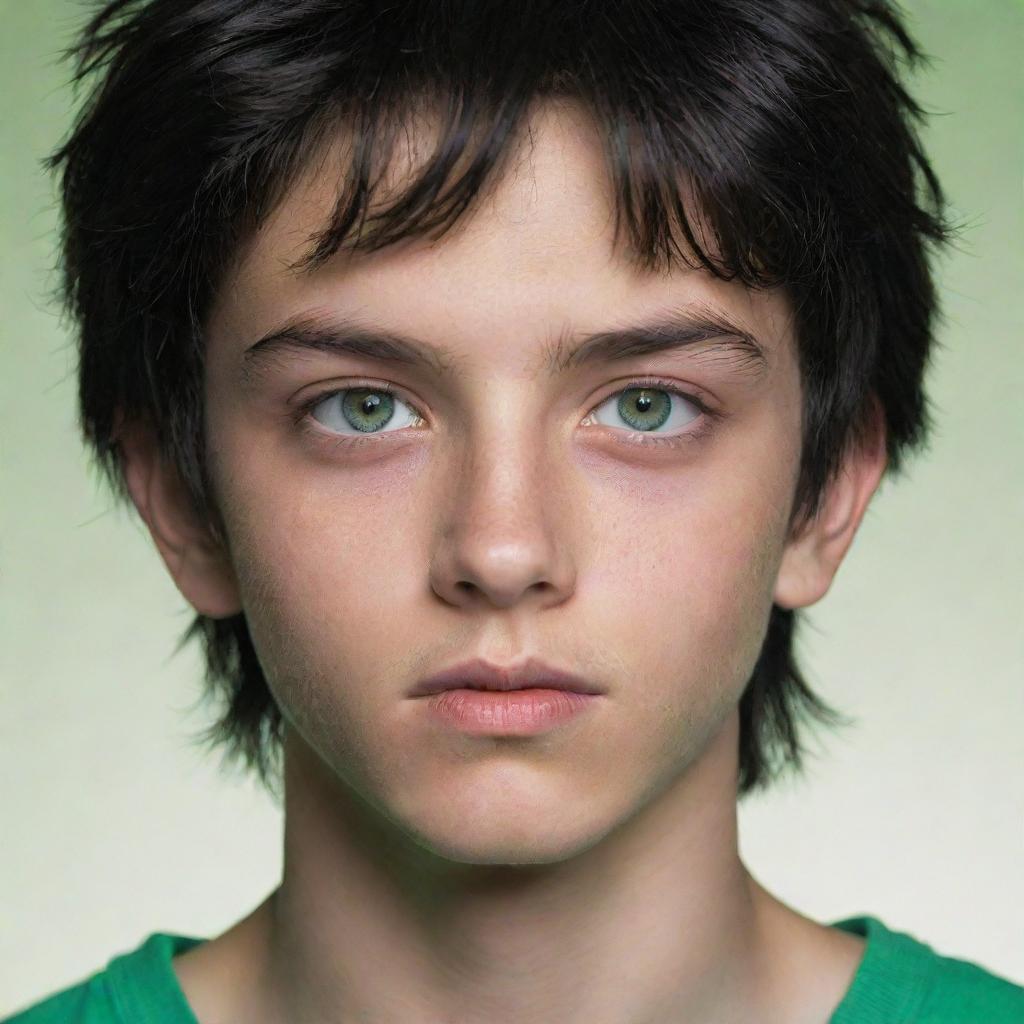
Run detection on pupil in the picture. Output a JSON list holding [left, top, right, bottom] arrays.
[[618, 387, 670, 431], [341, 388, 393, 433]]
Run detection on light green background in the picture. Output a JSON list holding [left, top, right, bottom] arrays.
[[1, 0, 1022, 1010]]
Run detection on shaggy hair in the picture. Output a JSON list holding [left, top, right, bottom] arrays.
[[46, 0, 955, 799]]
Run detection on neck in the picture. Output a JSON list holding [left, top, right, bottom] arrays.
[[176, 712, 863, 1024], [271, 712, 769, 1024]]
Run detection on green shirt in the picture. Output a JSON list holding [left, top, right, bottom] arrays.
[[4, 916, 1023, 1023]]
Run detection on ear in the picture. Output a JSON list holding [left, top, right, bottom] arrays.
[[773, 399, 888, 610], [117, 418, 243, 618]]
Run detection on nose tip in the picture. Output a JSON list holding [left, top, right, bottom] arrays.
[[451, 573, 559, 609], [432, 540, 564, 608], [430, 511, 575, 610]]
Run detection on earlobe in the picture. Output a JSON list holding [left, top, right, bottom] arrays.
[[118, 418, 243, 619], [773, 402, 888, 610]]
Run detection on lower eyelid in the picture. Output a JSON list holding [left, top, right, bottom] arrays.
[[604, 414, 714, 449]]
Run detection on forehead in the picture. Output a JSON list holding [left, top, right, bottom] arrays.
[[207, 99, 794, 371]]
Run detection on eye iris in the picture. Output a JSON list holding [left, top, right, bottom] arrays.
[[617, 388, 671, 431], [341, 388, 395, 433]]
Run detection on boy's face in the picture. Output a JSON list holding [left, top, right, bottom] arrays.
[[153, 101, 867, 862]]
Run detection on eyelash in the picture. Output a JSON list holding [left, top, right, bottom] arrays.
[[294, 377, 718, 452]]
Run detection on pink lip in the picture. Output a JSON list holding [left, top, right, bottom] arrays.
[[408, 656, 605, 698], [423, 688, 599, 735]]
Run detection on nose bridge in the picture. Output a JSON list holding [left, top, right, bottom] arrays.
[[429, 384, 576, 609]]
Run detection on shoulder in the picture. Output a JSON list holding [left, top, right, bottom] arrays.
[[0, 932, 206, 1024], [831, 915, 1024, 1023], [0, 974, 113, 1024], [918, 945, 1024, 1021]]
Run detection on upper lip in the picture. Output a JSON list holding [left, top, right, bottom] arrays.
[[409, 656, 605, 697]]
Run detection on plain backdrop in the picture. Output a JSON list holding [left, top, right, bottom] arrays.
[[1, 0, 1022, 1012]]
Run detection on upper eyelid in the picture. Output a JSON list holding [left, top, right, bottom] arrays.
[[299, 380, 426, 425]]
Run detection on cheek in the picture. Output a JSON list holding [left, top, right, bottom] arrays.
[[213, 449, 427, 701], [217, 490, 420, 786], [583, 446, 792, 710], [672, 510, 781, 698], [621, 514, 780, 694]]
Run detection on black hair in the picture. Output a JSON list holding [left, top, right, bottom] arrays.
[[46, 0, 956, 799]]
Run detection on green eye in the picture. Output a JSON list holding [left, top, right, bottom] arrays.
[[617, 387, 673, 431], [301, 378, 710, 450], [339, 388, 395, 433], [310, 386, 420, 435], [589, 384, 701, 437]]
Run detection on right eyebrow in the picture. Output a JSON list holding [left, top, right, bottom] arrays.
[[241, 316, 456, 386]]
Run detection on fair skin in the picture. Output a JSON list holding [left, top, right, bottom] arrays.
[[121, 100, 886, 1024]]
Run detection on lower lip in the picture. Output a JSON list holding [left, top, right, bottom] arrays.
[[421, 688, 599, 735]]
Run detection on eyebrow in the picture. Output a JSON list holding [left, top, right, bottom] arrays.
[[239, 303, 770, 385]]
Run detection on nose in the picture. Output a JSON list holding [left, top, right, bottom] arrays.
[[428, 427, 577, 611]]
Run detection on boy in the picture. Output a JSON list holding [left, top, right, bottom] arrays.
[[6, 0, 1023, 1021]]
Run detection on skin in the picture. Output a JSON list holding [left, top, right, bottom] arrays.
[[122, 99, 886, 1023]]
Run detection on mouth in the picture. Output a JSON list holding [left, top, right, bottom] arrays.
[[420, 686, 599, 735], [408, 655, 605, 698]]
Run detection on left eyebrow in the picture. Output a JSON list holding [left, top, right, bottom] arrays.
[[548, 304, 769, 377], [239, 303, 770, 386]]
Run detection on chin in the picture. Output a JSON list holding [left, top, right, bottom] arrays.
[[412, 830, 607, 869], [393, 791, 620, 869]]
